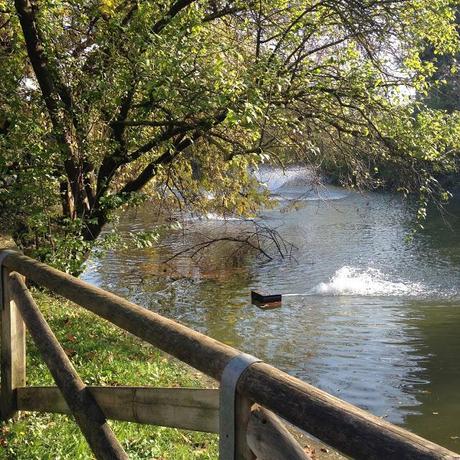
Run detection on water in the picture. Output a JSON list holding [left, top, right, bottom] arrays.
[[81, 167, 460, 451]]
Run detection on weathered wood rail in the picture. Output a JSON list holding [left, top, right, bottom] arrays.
[[1, 249, 459, 459]]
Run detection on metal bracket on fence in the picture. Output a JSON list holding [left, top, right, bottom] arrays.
[[219, 353, 261, 460]]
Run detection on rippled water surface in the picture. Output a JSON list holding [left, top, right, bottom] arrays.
[[81, 168, 460, 451]]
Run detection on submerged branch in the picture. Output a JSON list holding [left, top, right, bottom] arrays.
[[163, 220, 297, 264]]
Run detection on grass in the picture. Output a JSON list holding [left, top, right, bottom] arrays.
[[0, 290, 218, 459]]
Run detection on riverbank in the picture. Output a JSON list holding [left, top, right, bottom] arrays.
[[0, 290, 218, 459]]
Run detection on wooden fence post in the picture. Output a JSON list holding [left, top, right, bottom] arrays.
[[235, 393, 256, 459], [0, 251, 26, 421]]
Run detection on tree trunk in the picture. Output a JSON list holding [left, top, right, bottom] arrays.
[[60, 181, 74, 218]]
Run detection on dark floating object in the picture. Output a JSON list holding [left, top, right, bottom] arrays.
[[251, 291, 282, 309]]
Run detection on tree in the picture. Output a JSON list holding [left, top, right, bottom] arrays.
[[422, 8, 460, 112], [1, 0, 459, 271]]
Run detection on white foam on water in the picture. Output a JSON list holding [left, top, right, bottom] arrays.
[[255, 166, 347, 201], [312, 266, 427, 297], [255, 166, 314, 192], [184, 213, 243, 222], [204, 213, 241, 221], [271, 191, 347, 202]]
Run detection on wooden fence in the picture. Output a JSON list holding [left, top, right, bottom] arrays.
[[0, 249, 458, 459]]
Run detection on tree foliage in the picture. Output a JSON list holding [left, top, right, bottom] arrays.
[[1, 0, 459, 270], [421, 6, 460, 117]]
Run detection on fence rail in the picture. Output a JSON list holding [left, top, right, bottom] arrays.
[[1, 249, 458, 459]]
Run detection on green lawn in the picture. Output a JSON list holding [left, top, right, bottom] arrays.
[[0, 291, 218, 459]]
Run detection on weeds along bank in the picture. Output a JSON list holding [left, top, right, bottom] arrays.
[[0, 291, 218, 459]]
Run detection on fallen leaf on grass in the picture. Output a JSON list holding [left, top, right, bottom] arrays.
[[64, 347, 77, 358], [66, 333, 77, 343]]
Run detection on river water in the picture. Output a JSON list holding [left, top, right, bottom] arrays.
[[81, 167, 460, 451]]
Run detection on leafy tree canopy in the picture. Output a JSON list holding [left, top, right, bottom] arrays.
[[422, 7, 460, 112], [1, 0, 459, 271]]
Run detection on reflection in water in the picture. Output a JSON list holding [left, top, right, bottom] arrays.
[[403, 303, 460, 444], [81, 168, 460, 451]]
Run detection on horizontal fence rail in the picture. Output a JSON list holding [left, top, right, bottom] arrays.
[[17, 386, 220, 433], [1, 250, 459, 459]]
